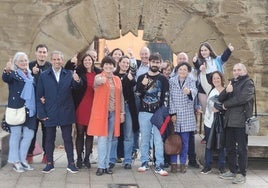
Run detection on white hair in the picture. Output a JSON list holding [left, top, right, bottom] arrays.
[[11, 52, 30, 71]]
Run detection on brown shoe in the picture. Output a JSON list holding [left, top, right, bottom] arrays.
[[170, 163, 178, 173], [180, 164, 186, 173]]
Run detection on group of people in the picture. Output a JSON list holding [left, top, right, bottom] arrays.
[[2, 41, 255, 184]]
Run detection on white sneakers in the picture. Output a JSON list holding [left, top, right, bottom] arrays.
[[13, 162, 34, 173], [13, 163, 25, 173]]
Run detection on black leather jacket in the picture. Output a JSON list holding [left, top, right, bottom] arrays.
[[218, 75, 254, 128]]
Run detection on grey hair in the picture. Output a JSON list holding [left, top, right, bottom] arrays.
[[235, 63, 248, 74], [50, 50, 64, 60], [11, 52, 30, 71]]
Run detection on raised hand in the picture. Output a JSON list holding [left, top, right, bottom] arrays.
[[71, 54, 78, 65], [226, 81, 233, 93], [5, 58, 12, 71], [127, 72, 134, 80], [193, 53, 198, 63], [183, 86, 190, 95], [142, 75, 149, 86], [32, 64, 39, 74], [72, 70, 80, 82], [228, 43, 234, 52], [200, 64, 206, 73], [127, 48, 134, 58]]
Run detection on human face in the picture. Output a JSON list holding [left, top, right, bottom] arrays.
[[51, 53, 63, 71], [35, 47, 48, 63], [140, 48, 150, 64], [119, 57, 130, 73], [103, 63, 114, 75], [163, 66, 172, 78], [15, 55, 28, 71], [200, 45, 210, 58], [177, 65, 189, 79], [112, 50, 123, 63], [149, 59, 161, 73], [177, 53, 188, 64], [88, 51, 97, 61], [233, 64, 247, 79], [83, 56, 93, 71], [212, 73, 222, 87]]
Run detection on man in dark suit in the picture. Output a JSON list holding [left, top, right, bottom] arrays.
[[36, 51, 81, 174]]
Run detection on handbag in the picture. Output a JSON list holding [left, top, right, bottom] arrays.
[[1, 114, 10, 133], [164, 122, 182, 155], [245, 116, 259, 136], [245, 81, 259, 136], [5, 106, 26, 125]]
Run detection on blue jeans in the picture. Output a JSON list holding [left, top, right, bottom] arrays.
[[170, 132, 189, 164], [139, 112, 164, 167], [110, 136, 118, 164], [204, 126, 225, 169], [8, 126, 34, 163], [123, 104, 134, 164], [98, 112, 115, 169]]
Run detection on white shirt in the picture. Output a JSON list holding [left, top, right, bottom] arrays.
[[205, 57, 218, 74], [52, 67, 62, 82]]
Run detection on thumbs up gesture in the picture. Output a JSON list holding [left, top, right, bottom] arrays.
[[73, 70, 80, 82], [5, 58, 12, 71], [32, 64, 39, 74], [127, 71, 134, 81], [183, 87, 190, 95], [142, 74, 149, 86], [193, 53, 198, 63], [200, 64, 206, 74], [226, 81, 233, 93], [228, 43, 234, 52]]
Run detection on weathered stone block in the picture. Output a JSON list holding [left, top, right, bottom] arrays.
[[0, 131, 10, 168]]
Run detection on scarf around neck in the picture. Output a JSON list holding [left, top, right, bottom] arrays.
[[17, 69, 36, 117]]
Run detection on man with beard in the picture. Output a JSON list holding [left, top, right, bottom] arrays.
[[136, 53, 169, 176]]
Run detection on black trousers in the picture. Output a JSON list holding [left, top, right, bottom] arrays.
[[45, 125, 74, 165], [188, 131, 197, 163], [225, 127, 248, 176]]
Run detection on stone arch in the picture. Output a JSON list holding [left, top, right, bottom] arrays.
[[31, 0, 237, 65], [0, 0, 267, 133]]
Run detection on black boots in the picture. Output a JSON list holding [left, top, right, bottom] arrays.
[[96, 168, 113, 176]]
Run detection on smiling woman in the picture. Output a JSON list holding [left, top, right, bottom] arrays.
[[87, 56, 125, 176], [2, 52, 37, 173]]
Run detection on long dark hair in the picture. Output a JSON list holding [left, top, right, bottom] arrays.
[[114, 56, 130, 74], [198, 42, 217, 63], [76, 53, 95, 74]]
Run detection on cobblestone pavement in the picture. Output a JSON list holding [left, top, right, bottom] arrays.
[[0, 147, 268, 188]]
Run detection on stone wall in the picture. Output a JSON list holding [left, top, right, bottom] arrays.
[[0, 0, 267, 133]]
